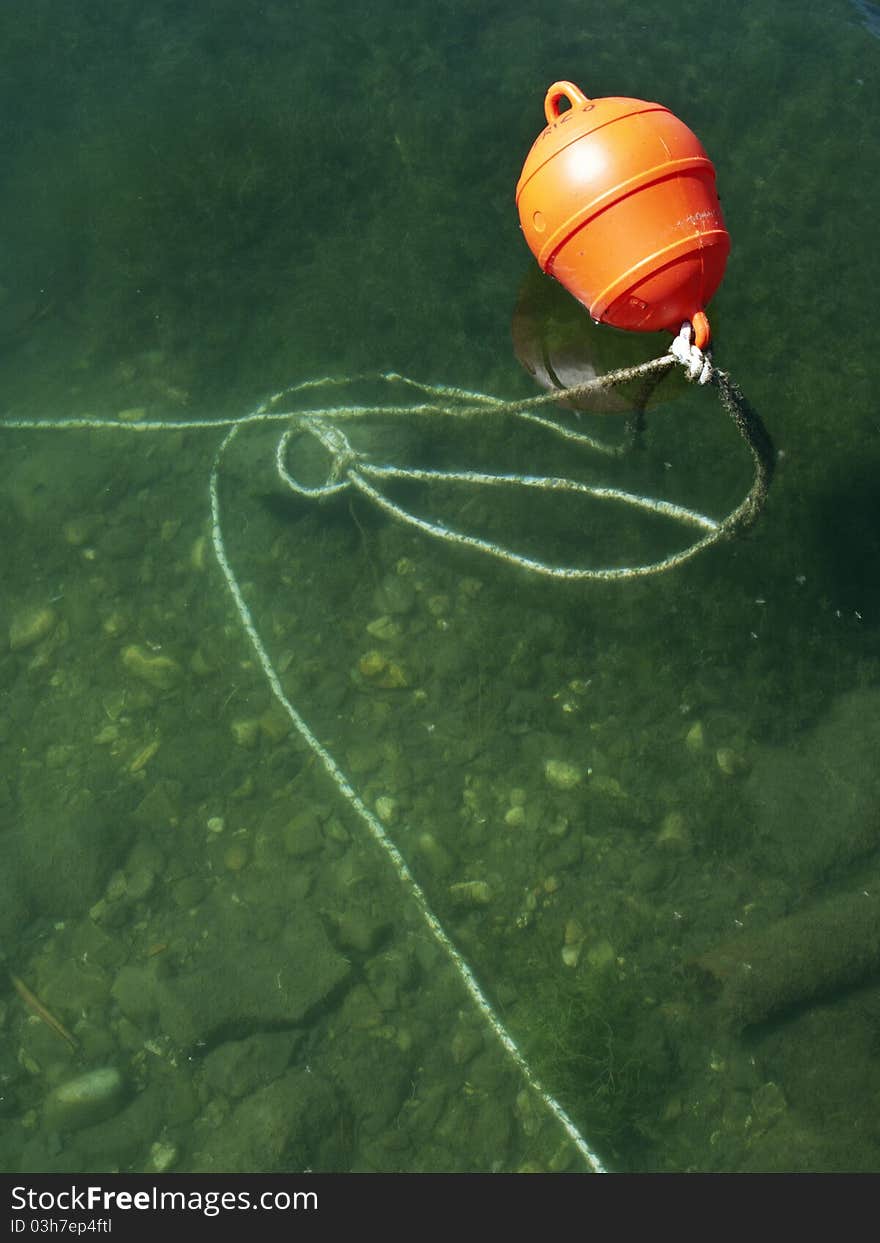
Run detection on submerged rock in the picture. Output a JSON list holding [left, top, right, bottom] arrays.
[[155, 907, 350, 1048], [45, 1067, 124, 1132], [9, 605, 56, 651], [746, 688, 880, 884]]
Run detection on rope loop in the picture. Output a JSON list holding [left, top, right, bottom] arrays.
[[669, 321, 713, 385]]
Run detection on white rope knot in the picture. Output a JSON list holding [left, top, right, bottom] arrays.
[[669, 321, 713, 385], [275, 417, 366, 499], [306, 419, 360, 484]]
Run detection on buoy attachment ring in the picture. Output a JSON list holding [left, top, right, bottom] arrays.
[[516, 81, 729, 348]]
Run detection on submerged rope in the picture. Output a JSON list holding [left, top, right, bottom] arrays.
[[0, 341, 772, 1171], [209, 419, 608, 1172]]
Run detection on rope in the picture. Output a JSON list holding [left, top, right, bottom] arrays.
[[210, 420, 608, 1173], [668, 321, 713, 385], [270, 345, 773, 581], [0, 338, 772, 1172]]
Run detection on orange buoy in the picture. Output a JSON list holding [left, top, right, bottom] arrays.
[[516, 81, 729, 349]]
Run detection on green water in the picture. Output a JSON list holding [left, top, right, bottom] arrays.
[[1, 0, 879, 1173]]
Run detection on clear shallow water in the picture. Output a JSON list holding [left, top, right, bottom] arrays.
[[0, 0, 879, 1172]]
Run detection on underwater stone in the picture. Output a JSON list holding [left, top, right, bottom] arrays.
[[716, 747, 750, 777], [121, 644, 182, 691], [745, 687, 880, 883], [190, 1068, 339, 1173], [562, 918, 585, 968], [694, 889, 880, 1030], [333, 909, 389, 954], [543, 758, 583, 790], [656, 811, 690, 850], [45, 1067, 124, 1132], [586, 940, 616, 971], [9, 605, 56, 651], [156, 908, 350, 1048], [283, 811, 323, 857], [111, 966, 159, 1026], [12, 781, 128, 918], [375, 795, 398, 824], [373, 573, 416, 615], [561, 943, 582, 968], [229, 718, 260, 748], [414, 832, 453, 877], [365, 615, 402, 641], [147, 1139, 178, 1172], [504, 804, 526, 828], [449, 879, 492, 907], [201, 1031, 303, 1100]]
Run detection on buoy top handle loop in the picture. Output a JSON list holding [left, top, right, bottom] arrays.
[[544, 81, 590, 123]]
